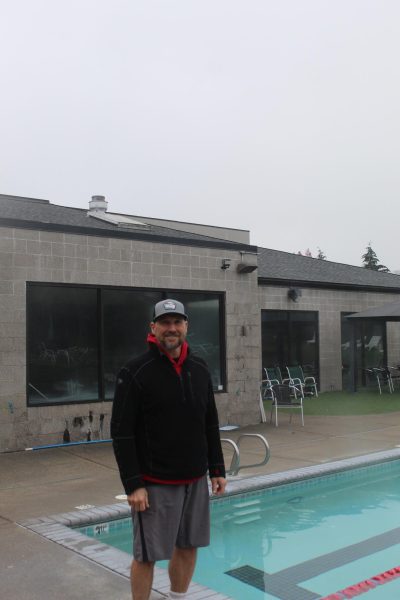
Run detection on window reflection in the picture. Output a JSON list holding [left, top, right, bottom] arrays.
[[173, 293, 224, 390], [102, 290, 161, 399], [28, 286, 99, 405]]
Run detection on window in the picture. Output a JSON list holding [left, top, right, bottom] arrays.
[[27, 283, 225, 406], [102, 289, 161, 400], [172, 292, 225, 391], [27, 286, 99, 405], [341, 313, 386, 390], [261, 310, 319, 381]]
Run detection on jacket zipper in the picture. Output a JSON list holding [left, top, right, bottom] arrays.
[[187, 371, 194, 402], [179, 373, 186, 402], [162, 354, 187, 402]]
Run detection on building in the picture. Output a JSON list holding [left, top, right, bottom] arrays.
[[258, 247, 400, 392], [1, 193, 400, 452]]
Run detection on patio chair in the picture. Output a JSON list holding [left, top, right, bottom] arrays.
[[261, 378, 275, 403], [264, 366, 301, 399], [262, 368, 279, 391], [264, 367, 291, 385], [364, 368, 393, 394], [259, 381, 267, 423], [261, 367, 283, 400], [270, 383, 304, 427], [286, 365, 318, 398], [387, 366, 400, 390], [380, 367, 394, 393]]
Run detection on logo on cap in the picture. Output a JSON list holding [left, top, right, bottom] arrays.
[[164, 301, 176, 310]]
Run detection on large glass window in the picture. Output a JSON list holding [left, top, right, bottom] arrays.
[[102, 290, 161, 399], [261, 310, 319, 381], [173, 292, 225, 391], [27, 286, 99, 405], [27, 284, 225, 405], [341, 313, 386, 390]]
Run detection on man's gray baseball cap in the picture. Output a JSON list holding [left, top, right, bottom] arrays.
[[153, 299, 188, 321]]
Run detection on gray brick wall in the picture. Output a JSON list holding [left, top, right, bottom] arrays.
[[0, 226, 261, 452]]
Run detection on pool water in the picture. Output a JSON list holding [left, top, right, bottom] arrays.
[[78, 460, 400, 599]]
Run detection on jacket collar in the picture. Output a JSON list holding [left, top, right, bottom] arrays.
[[147, 333, 189, 375]]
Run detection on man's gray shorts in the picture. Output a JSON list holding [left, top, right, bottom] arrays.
[[132, 476, 210, 562]]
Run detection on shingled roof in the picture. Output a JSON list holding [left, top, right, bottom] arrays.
[[257, 246, 400, 292], [2, 194, 399, 293], [0, 194, 255, 252]]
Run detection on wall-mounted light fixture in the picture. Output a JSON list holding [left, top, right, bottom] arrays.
[[236, 250, 258, 274], [221, 258, 231, 270], [237, 263, 257, 274], [288, 287, 302, 302]]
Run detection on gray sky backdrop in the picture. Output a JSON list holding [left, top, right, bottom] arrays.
[[1, 1, 399, 269]]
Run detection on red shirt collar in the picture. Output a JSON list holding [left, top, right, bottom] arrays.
[[147, 333, 188, 375]]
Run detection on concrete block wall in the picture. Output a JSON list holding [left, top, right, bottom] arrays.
[[387, 322, 400, 368], [258, 285, 400, 392], [0, 226, 261, 452]]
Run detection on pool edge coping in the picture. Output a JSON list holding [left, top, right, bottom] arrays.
[[18, 448, 400, 600]]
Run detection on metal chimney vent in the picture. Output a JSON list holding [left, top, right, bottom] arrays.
[[88, 195, 108, 214], [87, 195, 151, 231]]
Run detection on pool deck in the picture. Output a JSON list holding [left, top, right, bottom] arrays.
[[2, 411, 400, 600]]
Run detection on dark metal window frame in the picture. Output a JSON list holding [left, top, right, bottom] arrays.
[[26, 282, 226, 407]]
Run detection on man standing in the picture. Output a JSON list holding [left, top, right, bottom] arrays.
[[111, 299, 226, 600]]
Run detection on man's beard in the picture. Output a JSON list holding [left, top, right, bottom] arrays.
[[162, 335, 183, 352]]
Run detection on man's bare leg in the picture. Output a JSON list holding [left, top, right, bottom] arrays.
[[168, 547, 197, 593], [131, 559, 154, 600]]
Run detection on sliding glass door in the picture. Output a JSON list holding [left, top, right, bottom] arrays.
[[261, 310, 319, 381]]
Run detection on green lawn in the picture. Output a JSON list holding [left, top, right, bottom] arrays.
[[264, 390, 400, 416], [304, 390, 400, 416]]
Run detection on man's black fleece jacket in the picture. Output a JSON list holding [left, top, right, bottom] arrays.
[[111, 343, 226, 495]]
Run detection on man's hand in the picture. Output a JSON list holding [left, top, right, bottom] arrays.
[[211, 477, 227, 496], [127, 487, 149, 512]]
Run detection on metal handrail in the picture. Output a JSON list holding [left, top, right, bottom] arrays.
[[221, 438, 240, 475], [221, 433, 270, 476]]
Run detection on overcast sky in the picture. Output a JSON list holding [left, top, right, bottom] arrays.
[[1, 1, 399, 269]]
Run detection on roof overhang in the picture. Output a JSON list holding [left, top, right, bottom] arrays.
[[0, 217, 257, 253], [346, 300, 400, 320], [258, 277, 400, 295]]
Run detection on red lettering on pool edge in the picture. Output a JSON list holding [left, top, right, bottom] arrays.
[[319, 565, 400, 599]]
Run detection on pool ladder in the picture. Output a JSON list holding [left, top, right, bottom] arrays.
[[220, 433, 270, 476]]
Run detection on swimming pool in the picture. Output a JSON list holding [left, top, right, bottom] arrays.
[[20, 449, 400, 600]]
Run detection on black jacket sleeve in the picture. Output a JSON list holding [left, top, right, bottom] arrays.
[[205, 377, 226, 478], [110, 367, 144, 494]]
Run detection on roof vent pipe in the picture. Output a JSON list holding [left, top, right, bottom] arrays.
[[88, 195, 108, 214]]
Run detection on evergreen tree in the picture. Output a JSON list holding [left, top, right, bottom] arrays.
[[317, 247, 327, 260], [362, 243, 389, 272]]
